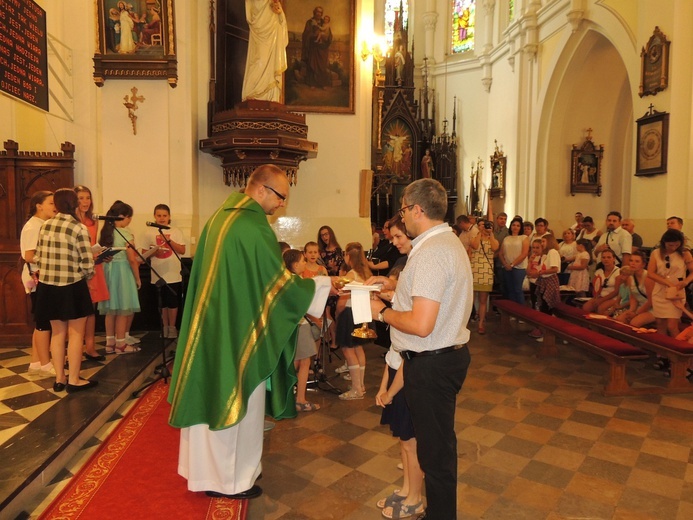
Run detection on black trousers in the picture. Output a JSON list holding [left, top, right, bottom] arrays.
[[404, 346, 471, 519]]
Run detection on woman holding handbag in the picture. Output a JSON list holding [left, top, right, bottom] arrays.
[[470, 218, 499, 333], [647, 229, 693, 337]]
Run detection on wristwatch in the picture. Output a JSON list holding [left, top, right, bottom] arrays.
[[378, 307, 389, 323]]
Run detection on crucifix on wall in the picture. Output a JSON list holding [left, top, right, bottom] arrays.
[[123, 87, 145, 135]]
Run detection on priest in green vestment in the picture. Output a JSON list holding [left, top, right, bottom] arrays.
[[168, 164, 331, 499]]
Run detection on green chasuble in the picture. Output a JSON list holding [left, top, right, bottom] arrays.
[[168, 192, 315, 430]]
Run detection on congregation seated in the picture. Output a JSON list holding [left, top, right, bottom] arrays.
[[581, 249, 620, 313], [611, 250, 655, 327]]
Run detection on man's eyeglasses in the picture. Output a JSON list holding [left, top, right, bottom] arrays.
[[398, 204, 416, 218], [263, 185, 287, 201]]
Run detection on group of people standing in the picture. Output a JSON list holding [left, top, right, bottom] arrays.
[[21, 186, 185, 394], [168, 168, 471, 519], [460, 208, 693, 358]]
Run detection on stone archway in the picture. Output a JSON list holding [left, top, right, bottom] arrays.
[[539, 30, 633, 228]]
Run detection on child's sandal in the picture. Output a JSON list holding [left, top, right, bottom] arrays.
[[114, 338, 141, 355], [105, 336, 116, 354]]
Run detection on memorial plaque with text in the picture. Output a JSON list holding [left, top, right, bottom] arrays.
[[0, 0, 48, 111]]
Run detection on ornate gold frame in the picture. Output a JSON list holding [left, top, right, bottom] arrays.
[[639, 26, 670, 98], [570, 131, 603, 196], [93, 0, 178, 87], [488, 140, 506, 199], [282, 0, 355, 113]]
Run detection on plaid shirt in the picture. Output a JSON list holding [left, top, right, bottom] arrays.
[[36, 213, 94, 286]]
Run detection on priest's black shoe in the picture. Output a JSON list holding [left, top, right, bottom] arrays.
[[66, 380, 98, 393], [205, 485, 262, 500]]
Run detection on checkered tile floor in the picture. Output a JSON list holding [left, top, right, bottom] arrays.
[[6, 320, 693, 519], [0, 337, 120, 447]]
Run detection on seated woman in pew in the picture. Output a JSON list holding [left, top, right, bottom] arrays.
[[596, 266, 633, 317], [613, 250, 655, 327], [582, 249, 620, 313]]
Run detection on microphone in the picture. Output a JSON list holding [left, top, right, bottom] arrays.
[[94, 215, 125, 222], [146, 221, 170, 230]]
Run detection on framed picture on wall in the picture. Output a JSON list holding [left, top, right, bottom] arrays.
[[488, 140, 506, 199], [635, 107, 669, 176], [93, 0, 178, 87], [283, 0, 355, 113], [570, 133, 603, 196]]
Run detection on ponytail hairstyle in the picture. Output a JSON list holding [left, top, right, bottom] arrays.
[[27, 190, 53, 220], [344, 242, 372, 280], [53, 188, 79, 220], [99, 200, 133, 247]]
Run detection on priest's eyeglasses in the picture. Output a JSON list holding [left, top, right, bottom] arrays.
[[263, 185, 287, 201]]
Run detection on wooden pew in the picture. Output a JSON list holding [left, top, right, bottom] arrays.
[[493, 299, 649, 396], [553, 303, 693, 393]]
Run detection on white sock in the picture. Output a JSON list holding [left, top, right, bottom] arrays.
[[41, 362, 54, 370], [348, 365, 362, 392], [29, 361, 41, 370]]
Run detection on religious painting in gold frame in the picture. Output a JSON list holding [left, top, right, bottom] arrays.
[[283, 0, 355, 113], [635, 107, 669, 176], [488, 140, 505, 199], [639, 26, 670, 98], [93, 0, 178, 87], [570, 132, 603, 196]]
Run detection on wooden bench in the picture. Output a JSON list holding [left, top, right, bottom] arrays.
[[553, 302, 693, 393], [493, 299, 649, 396]]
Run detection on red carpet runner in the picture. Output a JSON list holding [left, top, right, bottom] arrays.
[[39, 380, 247, 519]]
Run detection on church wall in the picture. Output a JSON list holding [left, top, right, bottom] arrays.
[[403, 0, 693, 245], [3, 1, 693, 255]]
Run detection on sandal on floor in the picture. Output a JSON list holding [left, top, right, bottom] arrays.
[[105, 336, 116, 354], [339, 388, 364, 400], [382, 500, 424, 519], [295, 402, 320, 412], [377, 490, 404, 509], [114, 339, 141, 355]]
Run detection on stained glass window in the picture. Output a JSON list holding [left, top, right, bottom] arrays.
[[385, 0, 409, 50], [451, 0, 475, 54]]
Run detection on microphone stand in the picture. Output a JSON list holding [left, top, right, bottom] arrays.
[[104, 223, 175, 397], [133, 226, 188, 396]]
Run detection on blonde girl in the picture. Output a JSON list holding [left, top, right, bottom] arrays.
[[336, 242, 372, 400]]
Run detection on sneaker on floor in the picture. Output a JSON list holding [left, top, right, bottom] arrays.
[[125, 334, 141, 344], [335, 362, 348, 374], [28, 364, 55, 378]]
